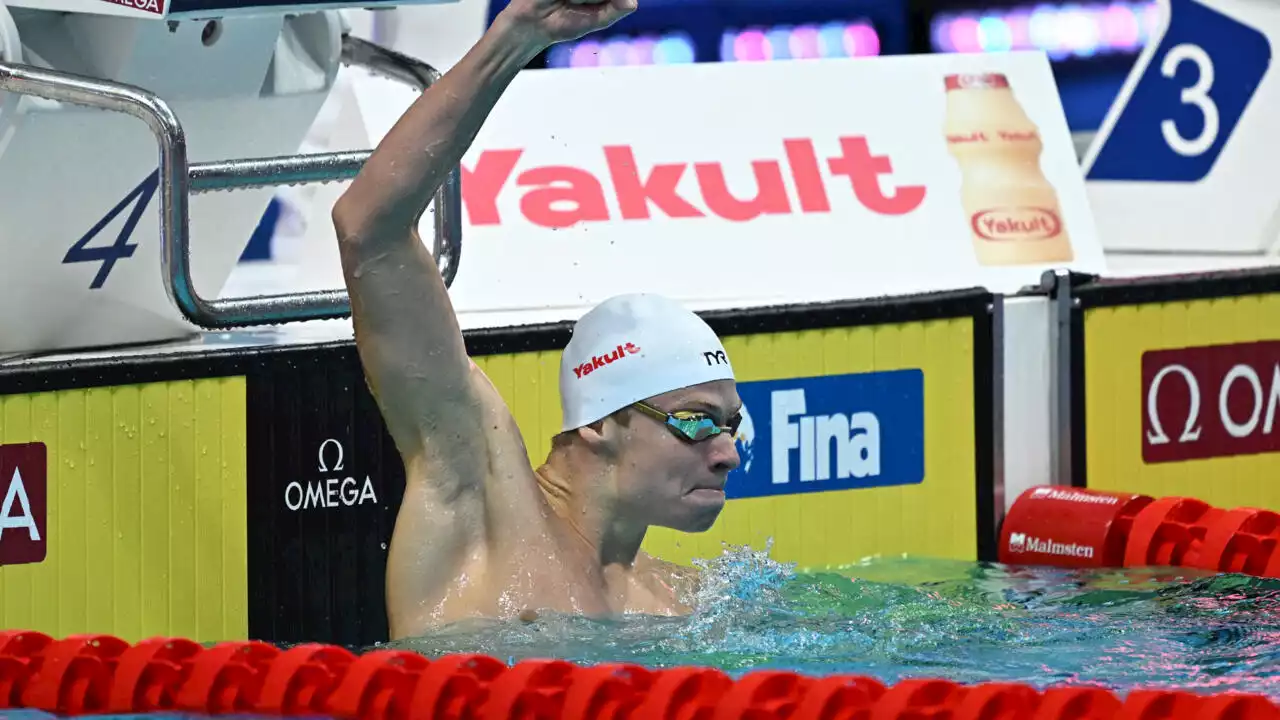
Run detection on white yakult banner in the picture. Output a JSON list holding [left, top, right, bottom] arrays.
[[1083, 0, 1280, 254], [316, 50, 1106, 320]]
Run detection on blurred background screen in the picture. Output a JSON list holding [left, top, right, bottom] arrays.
[[485, 0, 1160, 132]]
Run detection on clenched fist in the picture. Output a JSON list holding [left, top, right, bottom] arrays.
[[497, 0, 637, 50]]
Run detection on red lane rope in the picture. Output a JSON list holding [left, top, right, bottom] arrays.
[[0, 631, 1276, 719]]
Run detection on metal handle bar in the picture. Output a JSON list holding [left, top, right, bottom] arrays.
[[0, 35, 461, 329]]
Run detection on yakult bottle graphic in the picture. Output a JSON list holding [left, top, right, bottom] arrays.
[[944, 73, 1073, 265]]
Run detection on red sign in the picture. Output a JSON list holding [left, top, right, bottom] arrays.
[[1142, 341, 1280, 463], [460, 137, 927, 229], [0, 442, 47, 566], [100, 0, 163, 14]]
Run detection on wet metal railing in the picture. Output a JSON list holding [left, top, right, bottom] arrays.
[[0, 34, 461, 329]]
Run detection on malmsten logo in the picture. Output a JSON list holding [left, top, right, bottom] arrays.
[[1007, 532, 1095, 559], [575, 342, 641, 378]]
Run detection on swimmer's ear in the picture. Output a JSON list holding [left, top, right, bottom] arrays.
[[577, 414, 625, 455], [578, 417, 609, 443]]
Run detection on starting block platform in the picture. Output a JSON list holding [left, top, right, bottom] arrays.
[[0, 3, 460, 357]]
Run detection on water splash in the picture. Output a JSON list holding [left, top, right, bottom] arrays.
[[385, 545, 1280, 698]]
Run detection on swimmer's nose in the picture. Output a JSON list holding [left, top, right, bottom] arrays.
[[709, 432, 740, 473]]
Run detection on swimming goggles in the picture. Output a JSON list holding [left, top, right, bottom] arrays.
[[632, 400, 743, 443]]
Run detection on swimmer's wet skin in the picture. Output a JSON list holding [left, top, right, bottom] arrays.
[[330, 0, 747, 640]]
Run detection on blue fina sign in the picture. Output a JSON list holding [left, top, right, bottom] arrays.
[[727, 369, 925, 499]]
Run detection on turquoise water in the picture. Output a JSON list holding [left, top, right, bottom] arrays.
[[9, 544, 1280, 720], [387, 543, 1280, 699]]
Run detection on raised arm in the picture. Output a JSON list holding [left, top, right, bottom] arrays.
[[331, 1, 634, 448], [330, 0, 635, 637], [330, 14, 541, 458]]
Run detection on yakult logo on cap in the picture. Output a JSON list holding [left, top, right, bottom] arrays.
[[574, 342, 641, 379]]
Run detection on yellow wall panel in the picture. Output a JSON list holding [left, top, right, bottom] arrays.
[[477, 317, 979, 572], [1084, 292, 1280, 510], [0, 378, 248, 643]]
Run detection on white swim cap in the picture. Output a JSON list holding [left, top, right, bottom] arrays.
[[559, 294, 735, 432]]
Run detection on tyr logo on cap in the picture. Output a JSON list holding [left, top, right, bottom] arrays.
[[703, 350, 728, 366], [574, 342, 641, 379], [0, 442, 47, 566]]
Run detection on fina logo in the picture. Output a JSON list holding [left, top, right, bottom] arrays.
[[726, 370, 923, 499], [771, 388, 880, 484], [734, 403, 757, 473], [732, 394, 877, 483]]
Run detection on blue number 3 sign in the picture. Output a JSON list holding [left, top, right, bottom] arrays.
[[1086, 0, 1273, 183]]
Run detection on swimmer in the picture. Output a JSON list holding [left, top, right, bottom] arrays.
[[330, 0, 742, 640]]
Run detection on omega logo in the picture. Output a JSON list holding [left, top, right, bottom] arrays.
[[285, 437, 378, 512], [1145, 363, 1203, 445], [1142, 344, 1280, 464], [1147, 362, 1280, 445]]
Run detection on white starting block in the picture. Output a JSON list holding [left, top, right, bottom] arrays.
[[0, 0, 462, 356]]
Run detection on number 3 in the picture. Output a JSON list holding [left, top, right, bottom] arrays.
[[1160, 43, 1219, 157]]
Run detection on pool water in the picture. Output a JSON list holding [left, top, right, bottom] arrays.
[[9, 543, 1280, 720], [386, 542, 1280, 699]]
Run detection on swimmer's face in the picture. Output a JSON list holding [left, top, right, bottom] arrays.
[[611, 379, 742, 533]]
